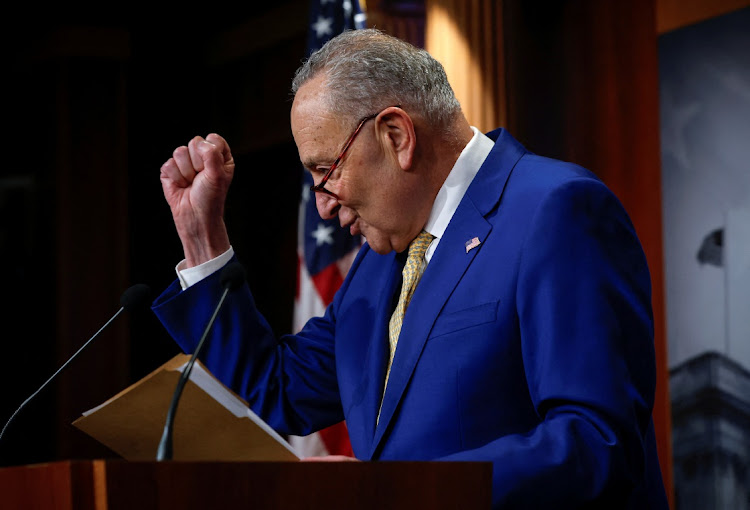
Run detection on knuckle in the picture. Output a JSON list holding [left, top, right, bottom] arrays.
[[189, 136, 204, 150]]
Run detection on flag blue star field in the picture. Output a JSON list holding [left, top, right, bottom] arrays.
[[290, 0, 366, 458], [294, 0, 366, 331], [306, 0, 367, 57]]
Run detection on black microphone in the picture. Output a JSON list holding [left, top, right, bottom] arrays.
[[156, 262, 246, 461], [0, 283, 152, 445]]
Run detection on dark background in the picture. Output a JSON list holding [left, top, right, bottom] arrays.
[[1, 3, 309, 465]]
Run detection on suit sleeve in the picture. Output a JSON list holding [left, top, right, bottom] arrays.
[[151, 255, 360, 436], [439, 177, 660, 509]]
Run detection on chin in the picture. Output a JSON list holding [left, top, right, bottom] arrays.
[[363, 235, 393, 255], [361, 227, 401, 255], [368, 242, 393, 255]]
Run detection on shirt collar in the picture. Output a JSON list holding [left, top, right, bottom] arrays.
[[424, 126, 495, 241]]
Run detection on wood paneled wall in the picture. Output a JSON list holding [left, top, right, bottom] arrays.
[[49, 29, 132, 460], [657, 0, 750, 32]]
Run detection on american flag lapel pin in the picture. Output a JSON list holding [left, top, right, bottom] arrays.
[[465, 236, 481, 253]]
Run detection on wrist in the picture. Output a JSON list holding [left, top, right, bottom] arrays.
[[177, 220, 231, 268]]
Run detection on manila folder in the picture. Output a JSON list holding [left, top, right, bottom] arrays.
[[73, 354, 299, 462]]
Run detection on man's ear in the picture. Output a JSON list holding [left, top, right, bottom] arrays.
[[376, 107, 416, 171]]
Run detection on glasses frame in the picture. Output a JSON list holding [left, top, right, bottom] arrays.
[[309, 106, 399, 199]]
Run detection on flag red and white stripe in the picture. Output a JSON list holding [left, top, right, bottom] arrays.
[[289, 0, 366, 457]]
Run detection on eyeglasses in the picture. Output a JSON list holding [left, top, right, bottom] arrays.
[[309, 106, 398, 200]]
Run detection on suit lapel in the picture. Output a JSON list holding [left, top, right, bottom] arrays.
[[369, 128, 526, 456], [371, 200, 491, 454]]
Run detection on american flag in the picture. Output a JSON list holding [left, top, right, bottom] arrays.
[[290, 0, 366, 458], [465, 236, 481, 253]]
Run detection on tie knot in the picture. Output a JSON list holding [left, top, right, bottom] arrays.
[[408, 230, 434, 260]]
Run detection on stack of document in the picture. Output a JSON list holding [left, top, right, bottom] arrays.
[[73, 354, 300, 462]]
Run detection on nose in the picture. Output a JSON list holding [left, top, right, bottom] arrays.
[[315, 192, 341, 220]]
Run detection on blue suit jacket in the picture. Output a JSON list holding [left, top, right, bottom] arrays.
[[153, 129, 668, 509]]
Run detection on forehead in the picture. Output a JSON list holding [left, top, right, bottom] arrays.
[[291, 77, 345, 167]]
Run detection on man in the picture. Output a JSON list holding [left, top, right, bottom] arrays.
[[153, 29, 668, 508]]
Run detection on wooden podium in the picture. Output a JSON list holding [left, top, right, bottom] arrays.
[[0, 460, 491, 509]]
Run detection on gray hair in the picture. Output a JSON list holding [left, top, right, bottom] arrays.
[[292, 29, 462, 130]]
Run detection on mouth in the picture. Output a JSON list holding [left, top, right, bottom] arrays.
[[349, 222, 362, 236], [343, 218, 362, 237]]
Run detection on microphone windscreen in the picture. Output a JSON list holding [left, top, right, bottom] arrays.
[[220, 262, 246, 291], [120, 283, 152, 311]]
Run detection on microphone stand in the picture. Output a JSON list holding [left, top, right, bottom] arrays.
[[0, 284, 151, 446], [156, 262, 245, 461]]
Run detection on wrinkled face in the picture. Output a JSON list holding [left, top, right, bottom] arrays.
[[291, 76, 420, 254]]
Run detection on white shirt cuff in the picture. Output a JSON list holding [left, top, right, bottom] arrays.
[[176, 246, 235, 290]]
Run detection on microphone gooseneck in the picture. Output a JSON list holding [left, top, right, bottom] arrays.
[[0, 284, 152, 446], [156, 262, 245, 461]]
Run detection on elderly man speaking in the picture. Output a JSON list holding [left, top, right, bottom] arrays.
[[154, 29, 668, 509]]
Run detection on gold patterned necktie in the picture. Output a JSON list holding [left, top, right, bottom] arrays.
[[383, 230, 435, 396]]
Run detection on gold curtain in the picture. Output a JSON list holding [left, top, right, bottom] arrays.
[[425, 0, 506, 132]]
